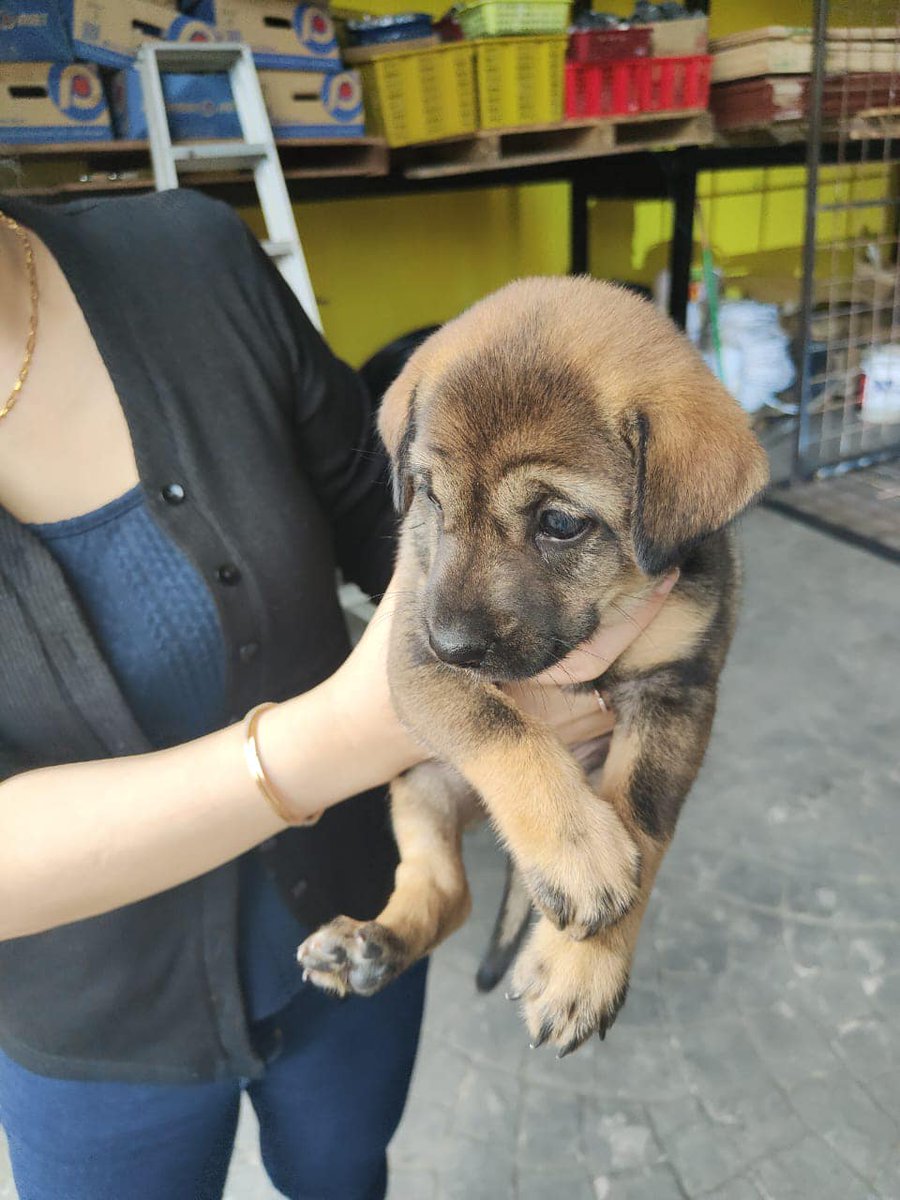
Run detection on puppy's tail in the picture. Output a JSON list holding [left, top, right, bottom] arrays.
[[476, 857, 534, 993]]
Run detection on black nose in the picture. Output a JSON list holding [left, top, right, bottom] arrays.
[[427, 623, 493, 668]]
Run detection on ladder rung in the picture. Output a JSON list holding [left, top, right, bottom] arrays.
[[261, 240, 294, 259], [148, 43, 245, 73], [171, 142, 268, 172]]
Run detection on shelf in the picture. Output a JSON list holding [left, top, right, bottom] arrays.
[[0, 135, 391, 194]]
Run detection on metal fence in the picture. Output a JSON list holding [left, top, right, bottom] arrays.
[[794, 0, 900, 478]]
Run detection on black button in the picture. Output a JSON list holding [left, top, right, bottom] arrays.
[[239, 641, 259, 664], [216, 564, 242, 586], [160, 483, 186, 505]]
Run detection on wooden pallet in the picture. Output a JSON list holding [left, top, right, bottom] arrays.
[[714, 111, 900, 148], [399, 111, 712, 179], [849, 106, 900, 141], [0, 135, 389, 197]]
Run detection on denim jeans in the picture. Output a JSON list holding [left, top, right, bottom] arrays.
[[0, 959, 428, 1200]]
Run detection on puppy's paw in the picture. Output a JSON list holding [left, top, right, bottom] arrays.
[[297, 916, 410, 998], [520, 800, 641, 939], [510, 918, 631, 1057]]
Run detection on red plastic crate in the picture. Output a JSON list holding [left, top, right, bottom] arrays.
[[565, 54, 711, 119], [567, 27, 651, 63]]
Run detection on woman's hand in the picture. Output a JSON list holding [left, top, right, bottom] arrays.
[[504, 571, 679, 747], [324, 570, 680, 773]]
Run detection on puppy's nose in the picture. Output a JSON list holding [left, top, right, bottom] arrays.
[[427, 622, 493, 668]]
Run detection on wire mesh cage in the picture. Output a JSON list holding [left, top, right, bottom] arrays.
[[795, 0, 900, 478]]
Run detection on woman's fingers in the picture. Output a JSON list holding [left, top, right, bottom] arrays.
[[504, 678, 616, 746], [534, 571, 680, 686]]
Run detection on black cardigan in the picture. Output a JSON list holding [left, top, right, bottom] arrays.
[[0, 192, 399, 1084]]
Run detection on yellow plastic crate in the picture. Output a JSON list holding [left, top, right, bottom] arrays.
[[359, 43, 477, 147], [473, 35, 566, 129]]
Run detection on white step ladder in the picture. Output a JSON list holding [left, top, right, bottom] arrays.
[[136, 41, 322, 330]]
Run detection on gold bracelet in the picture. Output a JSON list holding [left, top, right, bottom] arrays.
[[243, 702, 323, 828]]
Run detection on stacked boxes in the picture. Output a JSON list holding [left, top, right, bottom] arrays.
[[0, 1, 112, 141], [182, 1, 364, 138], [1, 0, 366, 147], [63, 0, 237, 142], [69, 0, 216, 69]]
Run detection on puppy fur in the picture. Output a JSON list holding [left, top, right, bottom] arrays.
[[298, 277, 768, 1056]]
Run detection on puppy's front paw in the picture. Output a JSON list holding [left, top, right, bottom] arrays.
[[520, 798, 641, 939], [297, 916, 410, 998], [510, 918, 631, 1058]]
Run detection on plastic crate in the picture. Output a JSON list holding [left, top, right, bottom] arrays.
[[346, 13, 433, 46], [474, 35, 566, 128], [565, 53, 711, 119], [567, 27, 651, 63], [359, 42, 477, 146], [458, 1, 570, 38]]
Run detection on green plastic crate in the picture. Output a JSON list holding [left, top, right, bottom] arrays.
[[457, 0, 570, 38]]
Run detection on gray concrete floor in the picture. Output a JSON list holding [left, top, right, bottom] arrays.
[[1, 508, 898, 1199]]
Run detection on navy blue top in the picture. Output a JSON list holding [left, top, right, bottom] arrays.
[[30, 486, 304, 1022]]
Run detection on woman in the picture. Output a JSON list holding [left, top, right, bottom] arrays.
[[0, 190, 674, 1200]]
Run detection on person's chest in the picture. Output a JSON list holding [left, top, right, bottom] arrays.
[[0, 235, 139, 524]]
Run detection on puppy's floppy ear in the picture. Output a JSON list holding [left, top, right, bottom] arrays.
[[628, 375, 769, 575], [378, 354, 422, 514]]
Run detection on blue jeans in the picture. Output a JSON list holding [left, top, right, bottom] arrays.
[[0, 960, 427, 1200]]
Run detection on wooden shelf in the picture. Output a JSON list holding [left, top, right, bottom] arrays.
[[1, 135, 390, 194], [2, 115, 718, 197]]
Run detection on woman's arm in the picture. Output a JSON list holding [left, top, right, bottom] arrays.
[[0, 578, 674, 942], [0, 582, 426, 941]]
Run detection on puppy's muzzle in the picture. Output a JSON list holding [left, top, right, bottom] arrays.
[[427, 612, 495, 669]]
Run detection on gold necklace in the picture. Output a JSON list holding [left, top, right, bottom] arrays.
[[0, 212, 39, 424]]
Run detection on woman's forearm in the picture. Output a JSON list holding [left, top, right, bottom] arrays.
[[0, 675, 421, 942]]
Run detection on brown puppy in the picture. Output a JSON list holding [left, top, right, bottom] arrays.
[[298, 277, 768, 1056]]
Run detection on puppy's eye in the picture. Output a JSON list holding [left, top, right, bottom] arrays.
[[538, 509, 590, 541]]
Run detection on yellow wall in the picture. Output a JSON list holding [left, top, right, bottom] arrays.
[[242, 182, 569, 366]]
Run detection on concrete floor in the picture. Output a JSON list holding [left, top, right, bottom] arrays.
[[1, 508, 898, 1199]]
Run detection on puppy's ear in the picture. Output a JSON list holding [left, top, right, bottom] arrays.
[[629, 377, 769, 574], [378, 352, 424, 513]]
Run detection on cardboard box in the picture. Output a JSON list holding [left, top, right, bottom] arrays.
[[0, 59, 111, 141], [641, 16, 708, 59], [0, 1, 73, 62], [187, 1, 341, 71], [110, 64, 240, 138], [259, 67, 363, 136], [70, 0, 215, 69], [710, 26, 899, 84]]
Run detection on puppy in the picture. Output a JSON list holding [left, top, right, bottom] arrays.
[[299, 277, 768, 1056]]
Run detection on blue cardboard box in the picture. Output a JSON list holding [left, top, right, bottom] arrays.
[[0, 1, 73, 62], [70, 0, 216, 70], [0, 59, 111, 141], [110, 65, 240, 139], [259, 68, 364, 138], [184, 1, 341, 72]]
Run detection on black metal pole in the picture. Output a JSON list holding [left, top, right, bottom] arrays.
[[570, 177, 589, 275], [667, 149, 697, 330], [793, 0, 829, 481]]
